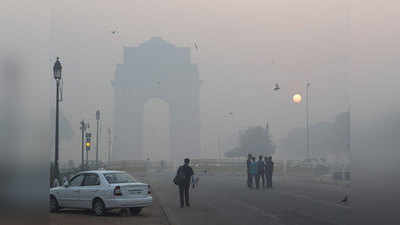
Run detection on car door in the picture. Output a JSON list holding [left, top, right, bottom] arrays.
[[79, 173, 101, 209], [54, 186, 69, 207], [63, 174, 85, 208]]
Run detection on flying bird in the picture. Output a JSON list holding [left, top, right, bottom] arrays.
[[273, 83, 280, 91]]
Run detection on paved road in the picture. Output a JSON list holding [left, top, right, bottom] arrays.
[[149, 172, 351, 225]]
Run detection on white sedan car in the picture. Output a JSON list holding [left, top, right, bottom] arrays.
[[50, 170, 152, 216]]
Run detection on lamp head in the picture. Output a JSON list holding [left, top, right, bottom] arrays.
[[53, 57, 62, 80]]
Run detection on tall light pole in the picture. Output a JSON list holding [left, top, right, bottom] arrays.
[[306, 82, 311, 160], [96, 110, 100, 167], [53, 57, 62, 181], [108, 128, 112, 165], [217, 112, 234, 162], [222, 112, 235, 155]]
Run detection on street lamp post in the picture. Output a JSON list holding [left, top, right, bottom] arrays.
[[96, 110, 100, 167], [221, 112, 235, 159], [108, 128, 112, 165], [53, 57, 62, 181]]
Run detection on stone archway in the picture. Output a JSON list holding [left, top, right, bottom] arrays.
[[143, 98, 171, 161], [112, 37, 201, 162]]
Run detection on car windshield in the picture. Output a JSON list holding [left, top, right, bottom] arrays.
[[103, 173, 136, 184]]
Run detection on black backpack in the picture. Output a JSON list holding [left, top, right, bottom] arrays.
[[173, 166, 186, 185]]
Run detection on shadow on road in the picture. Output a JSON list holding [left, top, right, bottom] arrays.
[[56, 209, 150, 218]]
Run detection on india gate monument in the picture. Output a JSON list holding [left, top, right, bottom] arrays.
[[112, 37, 201, 162]]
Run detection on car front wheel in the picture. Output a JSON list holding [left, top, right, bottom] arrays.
[[93, 199, 105, 216], [129, 207, 142, 216]]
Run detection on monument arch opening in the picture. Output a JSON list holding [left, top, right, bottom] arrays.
[[143, 98, 171, 162]]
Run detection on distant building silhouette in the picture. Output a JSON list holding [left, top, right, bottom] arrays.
[[112, 37, 201, 162]]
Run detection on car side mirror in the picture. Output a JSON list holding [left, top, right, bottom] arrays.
[[63, 181, 69, 187]]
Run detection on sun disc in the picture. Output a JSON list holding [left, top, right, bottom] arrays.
[[293, 94, 302, 103]]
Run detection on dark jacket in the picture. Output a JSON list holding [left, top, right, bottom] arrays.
[[265, 160, 274, 174], [246, 159, 252, 172], [177, 165, 194, 184], [257, 160, 265, 174]]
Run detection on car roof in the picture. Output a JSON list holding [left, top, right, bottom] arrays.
[[78, 170, 126, 175]]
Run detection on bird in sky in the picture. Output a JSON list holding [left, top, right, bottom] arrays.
[[273, 83, 280, 91]]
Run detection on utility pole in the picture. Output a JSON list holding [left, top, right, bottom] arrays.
[[306, 82, 311, 160], [80, 120, 88, 170], [108, 128, 112, 164], [96, 110, 100, 167]]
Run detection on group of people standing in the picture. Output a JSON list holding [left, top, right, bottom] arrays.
[[247, 154, 274, 189]]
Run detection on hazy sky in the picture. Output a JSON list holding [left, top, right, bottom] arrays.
[[3, 0, 399, 162], [48, 0, 351, 161]]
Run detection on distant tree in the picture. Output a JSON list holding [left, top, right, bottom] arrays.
[[225, 124, 276, 157]]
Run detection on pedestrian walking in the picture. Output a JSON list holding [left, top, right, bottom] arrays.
[[256, 155, 266, 189], [246, 154, 253, 188], [265, 156, 274, 189], [174, 158, 194, 208], [249, 157, 257, 189]]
